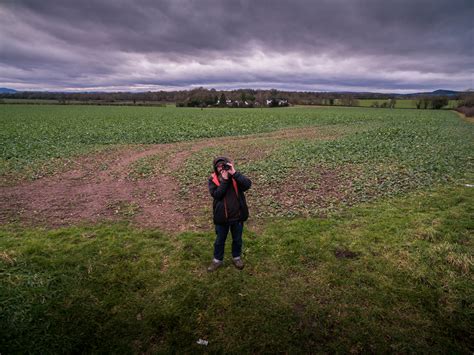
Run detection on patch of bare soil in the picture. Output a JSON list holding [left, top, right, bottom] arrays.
[[334, 248, 359, 259], [0, 140, 215, 232], [0, 126, 349, 232], [454, 110, 474, 124]]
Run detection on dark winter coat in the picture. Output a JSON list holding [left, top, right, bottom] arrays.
[[208, 159, 252, 225]]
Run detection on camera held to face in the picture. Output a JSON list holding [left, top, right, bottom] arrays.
[[222, 163, 231, 171]]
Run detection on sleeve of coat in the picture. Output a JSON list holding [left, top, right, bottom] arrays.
[[208, 177, 230, 200], [233, 172, 252, 192]]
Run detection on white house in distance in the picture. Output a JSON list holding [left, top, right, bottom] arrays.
[[267, 98, 289, 106]]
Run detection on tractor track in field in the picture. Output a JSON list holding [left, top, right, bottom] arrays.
[[0, 126, 343, 232], [0, 140, 215, 232]]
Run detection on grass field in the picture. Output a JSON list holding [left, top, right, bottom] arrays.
[[356, 99, 459, 109], [1, 187, 472, 353], [1, 104, 473, 352]]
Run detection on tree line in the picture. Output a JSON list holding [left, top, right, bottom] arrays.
[[0, 87, 468, 109], [456, 93, 474, 117]]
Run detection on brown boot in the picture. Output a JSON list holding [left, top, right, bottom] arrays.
[[207, 260, 223, 272], [232, 257, 244, 270]]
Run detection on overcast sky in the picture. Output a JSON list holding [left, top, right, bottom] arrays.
[[0, 0, 472, 93]]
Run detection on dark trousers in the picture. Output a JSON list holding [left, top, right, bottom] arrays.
[[213, 222, 243, 261]]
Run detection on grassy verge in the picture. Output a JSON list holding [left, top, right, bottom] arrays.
[[1, 184, 472, 353]]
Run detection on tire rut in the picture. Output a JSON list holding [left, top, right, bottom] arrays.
[[0, 142, 213, 231], [0, 126, 342, 231]]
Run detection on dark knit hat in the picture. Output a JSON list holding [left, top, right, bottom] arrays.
[[212, 156, 230, 173]]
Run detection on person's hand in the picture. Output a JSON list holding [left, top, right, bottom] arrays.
[[221, 169, 229, 180], [227, 162, 236, 175]]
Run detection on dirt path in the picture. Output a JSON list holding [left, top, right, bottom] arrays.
[[0, 140, 215, 232], [0, 126, 343, 232], [453, 110, 474, 124]]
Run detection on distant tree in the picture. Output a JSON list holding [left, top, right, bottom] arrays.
[[422, 97, 430, 109], [430, 97, 449, 109], [340, 95, 358, 106], [456, 93, 474, 117], [415, 97, 430, 109], [255, 91, 266, 106], [388, 98, 396, 109], [219, 93, 227, 107], [269, 99, 279, 107], [460, 93, 474, 107]]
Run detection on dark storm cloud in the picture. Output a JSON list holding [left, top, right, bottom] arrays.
[[0, 0, 472, 91]]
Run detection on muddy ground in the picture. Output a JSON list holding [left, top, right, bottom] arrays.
[[0, 127, 349, 233]]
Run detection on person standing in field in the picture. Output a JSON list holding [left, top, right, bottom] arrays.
[[207, 156, 252, 272]]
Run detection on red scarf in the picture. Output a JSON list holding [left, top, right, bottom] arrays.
[[211, 172, 239, 196]]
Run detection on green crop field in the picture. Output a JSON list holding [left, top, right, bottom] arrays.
[[0, 104, 468, 178], [1, 104, 381, 175], [1, 104, 473, 353]]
